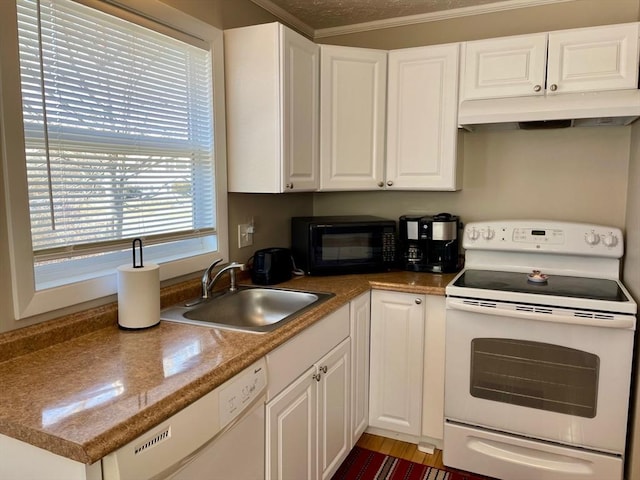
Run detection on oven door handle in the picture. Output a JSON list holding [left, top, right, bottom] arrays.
[[448, 299, 636, 329]]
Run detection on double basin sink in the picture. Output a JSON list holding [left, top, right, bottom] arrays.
[[160, 285, 334, 334]]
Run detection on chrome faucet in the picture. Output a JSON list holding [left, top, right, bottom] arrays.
[[201, 260, 246, 299]]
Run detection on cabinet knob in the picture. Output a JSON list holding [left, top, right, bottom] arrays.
[[415, 298, 422, 305], [286, 183, 293, 189], [320, 365, 328, 374], [377, 181, 384, 188], [533, 84, 542, 92], [386, 180, 393, 187], [312, 373, 322, 382], [549, 84, 558, 92]]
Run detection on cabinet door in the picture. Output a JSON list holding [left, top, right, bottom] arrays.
[[460, 33, 548, 100], [318, 339, 351, 480], [369, 290, 425, 436], [282, 26, 320, 192], [319, 45, 386, 191], [386, 44, 461, 191], [350, 292, 371, 446], [266, 366, 318, 480], [547, 23, 640, 95], [225, 22, 318, 193]]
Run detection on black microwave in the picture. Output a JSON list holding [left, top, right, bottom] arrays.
[[291, 216, 397, 275]]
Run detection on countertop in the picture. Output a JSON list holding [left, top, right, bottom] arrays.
[[0, 270, 455, 465]]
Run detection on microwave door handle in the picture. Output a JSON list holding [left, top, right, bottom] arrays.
[[447, 298, 635, 330]]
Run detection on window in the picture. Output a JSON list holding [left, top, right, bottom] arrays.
[[0, 0, 228, 320]]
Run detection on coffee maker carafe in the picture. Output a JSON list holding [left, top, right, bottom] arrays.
[[399, 213, 460, 273]]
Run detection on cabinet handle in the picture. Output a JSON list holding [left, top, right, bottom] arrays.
[[377, 181, 384, 188], [313, 373, 322, 382], [286, 183, 293, 189], [533, 84, 542, 92], [320, 365, 328, 374], [415, 298, 422, 305], [550, 84, 558, 92], [386, 180, 393, 187]]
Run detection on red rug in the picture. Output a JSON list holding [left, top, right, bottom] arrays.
[[332, 446, 487, 480]]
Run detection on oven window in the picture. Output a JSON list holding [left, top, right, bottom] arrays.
[[470, 339, 599, 418]]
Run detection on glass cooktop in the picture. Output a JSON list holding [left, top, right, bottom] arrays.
[[454, 269, 628, 302]]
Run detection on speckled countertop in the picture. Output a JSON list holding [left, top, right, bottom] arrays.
[[0, 271, 455, 465]]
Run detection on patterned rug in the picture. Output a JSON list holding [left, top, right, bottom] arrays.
[[332, 446, 487, 480]]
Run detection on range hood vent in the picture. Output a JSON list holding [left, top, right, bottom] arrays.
[[458, 89, 640, 131]]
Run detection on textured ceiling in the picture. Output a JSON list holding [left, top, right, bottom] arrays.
[[260, 0, 508, 30]]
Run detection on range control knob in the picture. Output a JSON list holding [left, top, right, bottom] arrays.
[[482, 228, 495, 240], [603, 233, 619, 247], [584, 231, 600, 246], [467, 227, 480, 241]]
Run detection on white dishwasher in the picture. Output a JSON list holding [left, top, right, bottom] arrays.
[[102, 358, 267, 480]]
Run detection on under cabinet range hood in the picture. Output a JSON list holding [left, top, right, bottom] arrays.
[[458, 89, 640, 131]]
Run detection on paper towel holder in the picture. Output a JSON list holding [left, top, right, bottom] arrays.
[[132, 238, 144, 268], [117, 238, 160, 330]]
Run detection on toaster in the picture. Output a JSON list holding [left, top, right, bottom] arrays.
[[251, 247, 293, 285]]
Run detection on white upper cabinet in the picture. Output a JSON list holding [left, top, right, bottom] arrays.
[[225, 23, 319, 193], [461, 23, 640, 101], [461, 33, 547, 100], [386, 43, 462, 191], [547, 23, 640, 94], [319, 45, 387, 191]]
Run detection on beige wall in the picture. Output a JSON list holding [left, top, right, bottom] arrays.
[[159, 0, 278, 29], [314, 127, 631, 227], [228, 193, 313, 262], [317, 0, 640, 48]]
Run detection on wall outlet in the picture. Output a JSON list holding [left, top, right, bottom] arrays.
[[238, 223, 253, 248]]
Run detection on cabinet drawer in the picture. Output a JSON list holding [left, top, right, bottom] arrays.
[[267, 304, 349, 399]]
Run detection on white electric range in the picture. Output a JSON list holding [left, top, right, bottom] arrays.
[[443, 220, 636, 480]]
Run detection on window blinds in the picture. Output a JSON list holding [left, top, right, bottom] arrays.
[[17, 0, 216, 261]]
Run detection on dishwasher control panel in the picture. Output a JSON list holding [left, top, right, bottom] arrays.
[[219, 359, 267, 427]]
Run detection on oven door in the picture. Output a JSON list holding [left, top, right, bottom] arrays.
[[444, 297, 635, 454]]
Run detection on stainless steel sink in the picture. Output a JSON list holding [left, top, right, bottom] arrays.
[[160, 285, 334, 333]]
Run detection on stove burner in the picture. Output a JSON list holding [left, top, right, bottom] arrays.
[[455, 269, 628, 302]]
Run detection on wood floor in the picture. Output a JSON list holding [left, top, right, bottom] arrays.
[[355, 433, 497, 479], [355, 433, 447, 469]]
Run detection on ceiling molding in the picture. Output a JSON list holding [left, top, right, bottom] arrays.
[[315, 0, 579, 38], [249, 0, 315, 38], [252, 0, 581, 40]]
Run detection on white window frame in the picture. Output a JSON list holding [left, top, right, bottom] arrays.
[[0, 0, 228, 321]]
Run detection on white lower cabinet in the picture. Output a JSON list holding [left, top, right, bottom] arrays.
[[265, 304, 351, 480], [317, 339, 351, 479], [266, 365, 317, 480], [0, 434, 101, 480], [369, 290, 425, 437]]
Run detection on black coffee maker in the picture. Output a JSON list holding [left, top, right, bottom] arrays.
[[399, 213, 461, 273]]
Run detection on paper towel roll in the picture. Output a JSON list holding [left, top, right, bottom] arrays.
[[117, 263, 160, 329]]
